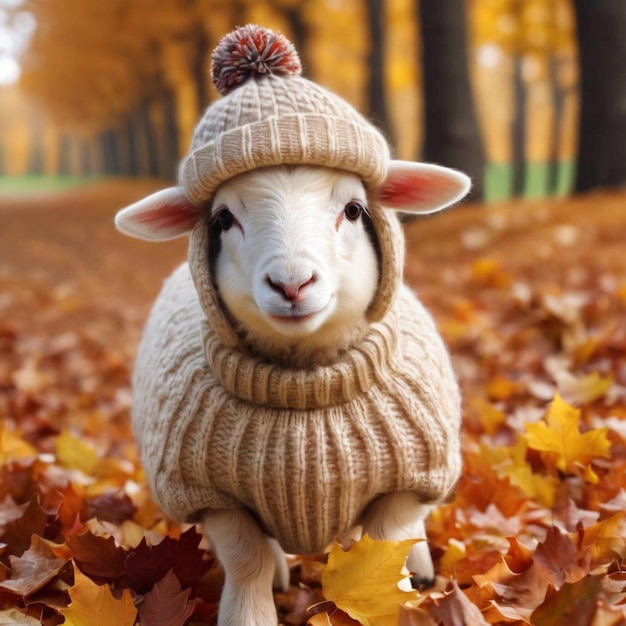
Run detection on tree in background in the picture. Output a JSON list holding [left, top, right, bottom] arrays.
[[417, 0, 485, 197], [365, 0, 393, 144], [573, 0, 626, 191]]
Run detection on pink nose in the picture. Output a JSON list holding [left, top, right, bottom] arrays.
[[267, 275, 315, 302]]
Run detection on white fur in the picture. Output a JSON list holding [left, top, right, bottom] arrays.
[[205, 166, 440, 626], [116, 162, 470, 626], [212, 166, 379, 366]]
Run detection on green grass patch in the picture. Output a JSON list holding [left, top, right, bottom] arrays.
[[0, 175, 100, 194]]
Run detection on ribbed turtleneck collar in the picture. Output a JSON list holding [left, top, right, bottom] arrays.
[[187, 200, 406, 410], [200, 310, 400, 410]]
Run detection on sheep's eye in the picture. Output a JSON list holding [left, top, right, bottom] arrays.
[[217, 209, 235, 231], [344, 201, 364, 221]]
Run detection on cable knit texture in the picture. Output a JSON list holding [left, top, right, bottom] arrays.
[[131, 25, 462, 555], [133, 265, 461, 555]]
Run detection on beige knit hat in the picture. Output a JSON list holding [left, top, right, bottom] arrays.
[[116, 24, 470, 344], [179, 24, 391, 205]]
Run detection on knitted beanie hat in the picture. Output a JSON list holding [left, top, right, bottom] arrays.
[[181, 24, 405, 345], [179, 24, 391, 204]]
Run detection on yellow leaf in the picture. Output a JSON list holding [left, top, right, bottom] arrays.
[[321, 534, 418, 626], [558, 372, 614, 405], [0, 424, 37, 464], [525, 393, 611, 478], [481, 439, 556, 507], [61, 564, 137, 626], [56, 431, 100, 475], [579, 512, 626, 563]]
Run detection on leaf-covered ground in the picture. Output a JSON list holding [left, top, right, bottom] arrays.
[[1, 185, 625, 625]]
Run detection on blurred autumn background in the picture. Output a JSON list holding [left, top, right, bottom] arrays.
[[2, 1, 626, 625]]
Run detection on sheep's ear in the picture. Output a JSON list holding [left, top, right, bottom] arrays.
[[115, 187, 202, 241], [377, 160, 471, 215]]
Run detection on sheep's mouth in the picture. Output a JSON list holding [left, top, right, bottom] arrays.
[[269, 312, 317, 324], [268, 300, 331, 326]]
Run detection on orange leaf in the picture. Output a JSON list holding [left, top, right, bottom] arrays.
[[61, 564, 137, 626]]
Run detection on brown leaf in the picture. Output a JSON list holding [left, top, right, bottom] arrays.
[[136, 570, 198, 626], [533, 526, 588, 586], [0, 535, 67, 598], [530, 575, 602, 626], [428, 582, 490, 626], [1, 495, 48, 557]]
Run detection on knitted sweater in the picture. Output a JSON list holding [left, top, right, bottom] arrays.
[[133, 261, 461, 555]]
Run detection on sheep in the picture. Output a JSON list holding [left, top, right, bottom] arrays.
[[115, 24, 470, 626]]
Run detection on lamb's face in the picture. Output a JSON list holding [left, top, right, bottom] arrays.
[[209, 166, 379, 345]]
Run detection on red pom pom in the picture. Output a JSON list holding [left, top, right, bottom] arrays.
[[211, 24, 302, 96]]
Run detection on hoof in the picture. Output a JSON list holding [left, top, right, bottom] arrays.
[[410, 574, 435, 590]]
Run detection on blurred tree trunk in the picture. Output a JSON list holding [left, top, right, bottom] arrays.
[[417, 0, 484, 197], [573, 0, 626, 191], [283, 4, 311, 73], [365, 0, 393, 143]]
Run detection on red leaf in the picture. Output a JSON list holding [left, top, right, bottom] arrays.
[[66, 530, 126, 581], [124, 527, 212, 593], [137, 570, 198, 626]]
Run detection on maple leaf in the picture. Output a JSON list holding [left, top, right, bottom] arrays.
[[137, 570, 198, 626], [578, 512, 626, 564], [530, 575, 602, 626], [428, 581, 490, 626], [66, 529, 126, 581], [1, 495, 48, 557], [123, 526, 212, 593], [533, 526, 588, 587], [525, 393, 611, 480], [61, 564, 137, 626], [0, 535, 67, 598], [320, 534, 418, 626]]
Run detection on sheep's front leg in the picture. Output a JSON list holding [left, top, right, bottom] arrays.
[[202, 509, 279, 626], [361, 492, 435, 588]]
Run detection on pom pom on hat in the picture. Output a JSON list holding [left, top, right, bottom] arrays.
[[211, 24, 302, 96]]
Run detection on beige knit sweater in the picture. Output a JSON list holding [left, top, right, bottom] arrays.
[[133, 236, 461, 554]]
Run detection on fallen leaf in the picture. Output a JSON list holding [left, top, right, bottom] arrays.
[[578, 512, 626, 564], [320, 534, 418, 626], [0, 535, 67, 598], [428, 581, 490, 626], [530, 575, 601, 626], [61, 564, 137, 626], [525, 393, 611, 480], [55, 430, 100, 476], [123, 526, 213, 593], [136, 569, 198, 626], [1, 495, 48, 557], [66, 529, 126, 581], [557, 371, 614, 405]]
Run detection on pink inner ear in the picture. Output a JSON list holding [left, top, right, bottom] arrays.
[[379, 172, 456, 207], [133, 202, 200, 231], [379, 173, 428, 205]]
